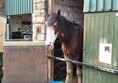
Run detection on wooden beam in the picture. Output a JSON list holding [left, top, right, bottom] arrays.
[[47, 48, 54, 81], [48, 0, 55, 15]]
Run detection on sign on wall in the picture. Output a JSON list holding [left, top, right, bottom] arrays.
[[99, 43, 112, 64]]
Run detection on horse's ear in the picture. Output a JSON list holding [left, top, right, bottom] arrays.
[[57, 9, 61, 18]]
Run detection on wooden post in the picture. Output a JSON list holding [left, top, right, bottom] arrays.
[[48, 48, 54, 81], [47, 0, 55, 81], [48, 0, 55, 15]]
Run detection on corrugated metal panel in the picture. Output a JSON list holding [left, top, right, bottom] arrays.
[[84, 0, 118, 12], [113, 0, 118, 9], [5, 0, 33, 15], [83, 12, 118, 83]]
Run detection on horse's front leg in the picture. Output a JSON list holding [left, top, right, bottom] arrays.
[[65, 56, 73, 83], [77, 66, 82, 83], [62, 44, 73, 83]]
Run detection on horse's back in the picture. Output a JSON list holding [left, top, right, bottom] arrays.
[[63, 23, 83, 60]]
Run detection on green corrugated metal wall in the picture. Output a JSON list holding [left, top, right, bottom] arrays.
[[5, 0, 33, 15], [83, 12, 118, 83], [84, 0, 118, 12]]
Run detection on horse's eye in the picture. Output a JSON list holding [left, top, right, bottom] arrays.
[[54, 24, 57, 28], [54, 22, 57, 28], [54, 22, 57, 26]]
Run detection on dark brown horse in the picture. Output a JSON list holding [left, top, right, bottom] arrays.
[[45, 10, 83, 83]]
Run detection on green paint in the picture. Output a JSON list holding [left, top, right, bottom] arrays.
[[5, 0, 33, 15], [83, 12, 118, 83], [113, 0, 118, 10], [97, 0, 104, 11], [90, 0, 97, 12], [104, 0, 112, 11], [83, 0, 90, 12], [84, 0, 118, 12], [94, 16, 99, 65]]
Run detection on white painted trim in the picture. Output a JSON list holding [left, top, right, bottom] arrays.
[[4, 41, 45, 46]]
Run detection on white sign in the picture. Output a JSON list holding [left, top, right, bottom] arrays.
[[116, 13, 118, 16], [99, 43, 112, 64]]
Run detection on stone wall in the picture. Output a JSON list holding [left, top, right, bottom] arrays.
[[53, 0, 84, 27], [33, 0, 47, 41]]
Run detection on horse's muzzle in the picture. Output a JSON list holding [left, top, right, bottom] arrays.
[[46, 43, 54, 50]]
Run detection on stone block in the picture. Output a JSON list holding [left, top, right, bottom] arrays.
[[37, 3, 46, 9], [40, 12, 46, 17], [33, 17, 38, 24], [37, 16, 45, 23], [33, 33, 45, 41], [34, 10, 40, 16], [40, 9, 45, 14], [33, 3, 37, 10], [38, 34, 45, 41], [40, 24, 46, 34], [33, 24, 41, 33], [34, 0, 47, 3], [34, 0, 41, 3]]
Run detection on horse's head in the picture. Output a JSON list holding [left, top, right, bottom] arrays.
[[45, 10, 61, 49]]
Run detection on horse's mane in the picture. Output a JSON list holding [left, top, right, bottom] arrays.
[[60, 16, 81, 29], [47, 13, 58, 26], [47, 13, 81, 30], [60, 16, 73, 25]]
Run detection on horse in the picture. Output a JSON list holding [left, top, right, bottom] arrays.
[[45, 10, 83, 83]]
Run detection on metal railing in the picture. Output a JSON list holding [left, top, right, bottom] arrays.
[[48, 56, 118, 75]]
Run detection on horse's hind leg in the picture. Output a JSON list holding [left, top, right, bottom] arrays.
[[77, 66, 82, 83], [65, 57, 73, 83]]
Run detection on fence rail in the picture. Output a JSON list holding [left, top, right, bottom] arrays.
[[48, 56, 118, 75]]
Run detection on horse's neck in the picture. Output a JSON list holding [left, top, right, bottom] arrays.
[[59, 22, 76, 45]]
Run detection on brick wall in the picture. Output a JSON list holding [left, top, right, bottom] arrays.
[[54, 0, 84, 27], [33, 0, 47, 41]]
